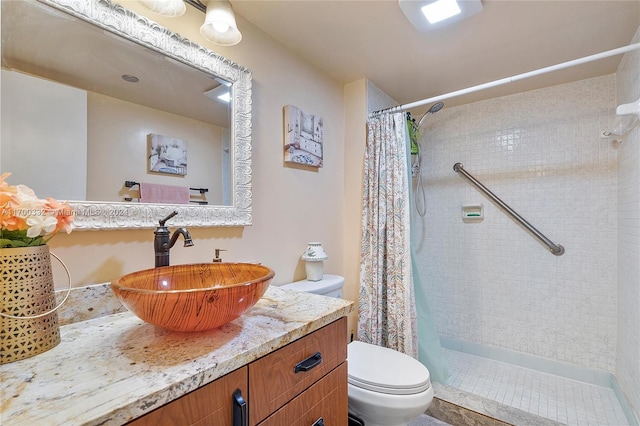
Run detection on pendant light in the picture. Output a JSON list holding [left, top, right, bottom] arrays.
[[139, 0, 243, 46], [200, 0, 242, 46], [140, 0, 186, 17]]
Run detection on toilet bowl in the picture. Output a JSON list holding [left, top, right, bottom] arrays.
[[280, 275, 433, 426]]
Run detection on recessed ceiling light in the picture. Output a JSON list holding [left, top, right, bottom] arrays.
[[421, 0, 461, 24], [399, 0, 483, 32], [121, 74, 139, 83]]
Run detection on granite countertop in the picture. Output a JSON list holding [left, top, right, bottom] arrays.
[[0, 286, 353, 426]]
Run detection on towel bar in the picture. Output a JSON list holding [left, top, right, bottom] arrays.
[[124, 180, 208, 194]]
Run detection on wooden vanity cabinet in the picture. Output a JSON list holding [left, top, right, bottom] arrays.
[[249, 317, 348, 425], [257, 363, 348, 426], [128, 317, 347, 426], [128, 366, 248, 426]]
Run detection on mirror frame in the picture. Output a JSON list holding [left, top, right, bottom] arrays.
[[36, 0, 252, 229]]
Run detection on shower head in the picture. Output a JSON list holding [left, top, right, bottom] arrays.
[[429, 102, 444, 114], [417, 102, 444, 127]]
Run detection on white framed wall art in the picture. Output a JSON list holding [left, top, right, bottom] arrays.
[[283, 105, 324, 168]]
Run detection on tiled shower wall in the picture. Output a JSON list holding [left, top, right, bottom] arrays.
[[616, 27, 640, 419], [414, 74, 619, 372]]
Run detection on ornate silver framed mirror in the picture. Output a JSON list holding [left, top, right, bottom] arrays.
[[1, 0, 252, 229]]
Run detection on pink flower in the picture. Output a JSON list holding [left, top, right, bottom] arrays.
[[45, 197, 74, 234], [0, 173, 74, 246]]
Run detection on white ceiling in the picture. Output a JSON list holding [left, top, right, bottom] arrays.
[[232, 0, 640, 110], [1, 0, 230, 127]]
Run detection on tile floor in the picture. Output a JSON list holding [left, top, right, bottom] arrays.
[[443, 349, 630, 426]]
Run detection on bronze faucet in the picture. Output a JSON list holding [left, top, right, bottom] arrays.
[[154, 211, 194, 267]]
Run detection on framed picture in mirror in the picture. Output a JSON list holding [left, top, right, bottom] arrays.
[[148, 133, 188, 176]]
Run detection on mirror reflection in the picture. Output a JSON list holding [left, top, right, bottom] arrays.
[[1, 0, 232, 206]]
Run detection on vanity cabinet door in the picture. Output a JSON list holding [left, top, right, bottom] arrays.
[[257, 363, 348, 426], [128, 366, 248, 426], [249, 317, 347, 425]]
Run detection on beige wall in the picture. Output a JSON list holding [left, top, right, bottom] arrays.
[[48, 3, 346, 292], [1, 69, 88, 201], [343, 79, 368, 338], [87, 92, 224, 204]]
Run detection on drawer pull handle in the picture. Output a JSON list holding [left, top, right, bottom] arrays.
[[294, 352, 323, 373], [232, 389, 247, 426], [312, 417, 324, 426]]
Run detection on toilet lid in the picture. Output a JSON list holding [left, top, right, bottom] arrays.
[[347, 341, 431, 395]]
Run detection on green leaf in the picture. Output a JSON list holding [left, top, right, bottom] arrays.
[[0, 239, 27, 248], [0, 229, 45, 247]]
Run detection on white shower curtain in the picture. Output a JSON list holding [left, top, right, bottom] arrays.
[[358, 112, 417, 358]]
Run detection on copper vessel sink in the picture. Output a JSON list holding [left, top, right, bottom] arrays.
[[111, 263, 274, 332]]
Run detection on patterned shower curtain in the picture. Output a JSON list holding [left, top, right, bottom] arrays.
[[358, 112, 417, 358]]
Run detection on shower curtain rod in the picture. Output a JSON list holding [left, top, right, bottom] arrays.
[[369, 42, 640, 118]]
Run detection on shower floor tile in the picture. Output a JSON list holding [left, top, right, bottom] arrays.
[[443, 349, 629, 426]]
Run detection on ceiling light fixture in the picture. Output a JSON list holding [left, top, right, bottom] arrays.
[[139, 0, 242, 46], [399, 0, 483, 31], [200, 0, 242, 46], [140, 0, 186, 17], [421, 0, 461, 24], [217, 92, 231, 103], [204, 82, 232, 103]]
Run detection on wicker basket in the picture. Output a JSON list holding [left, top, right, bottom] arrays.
[[0, 245, 66, 364]]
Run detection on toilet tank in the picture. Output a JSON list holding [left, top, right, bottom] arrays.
[[280, 274, 344, 298]]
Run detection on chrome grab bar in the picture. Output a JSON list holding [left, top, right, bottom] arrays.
[[453, 163, 565, 256]]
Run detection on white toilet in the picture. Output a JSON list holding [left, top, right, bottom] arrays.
[[281, 275, 433, 426]]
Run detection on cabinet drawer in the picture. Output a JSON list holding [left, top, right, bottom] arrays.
[[129, 367, 248, 426], [258, 362, 348, 426], [249, 317, 347, 425]]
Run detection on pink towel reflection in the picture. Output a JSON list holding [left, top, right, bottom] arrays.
[[139, 183, 190, 204]]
